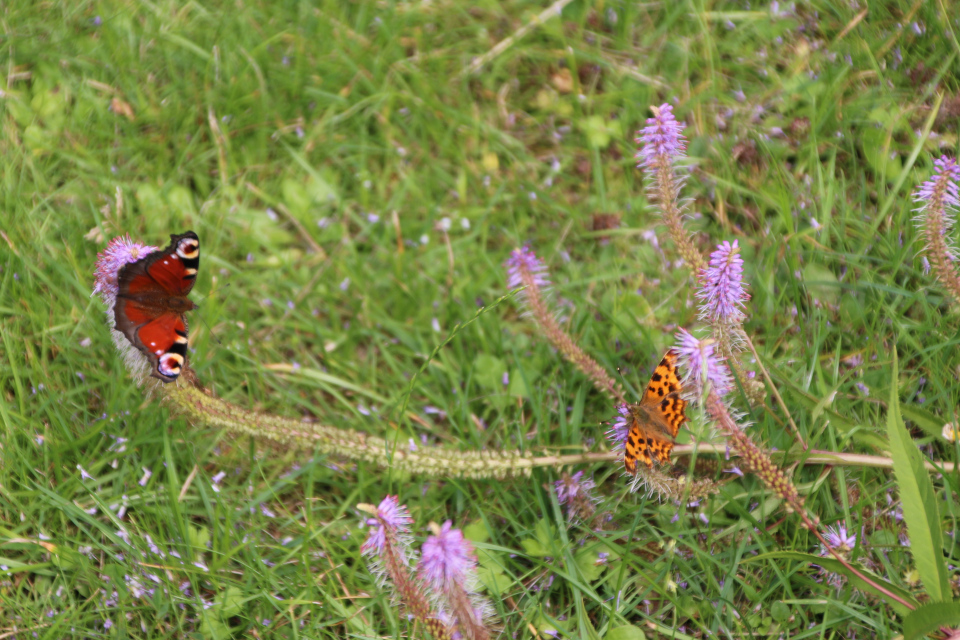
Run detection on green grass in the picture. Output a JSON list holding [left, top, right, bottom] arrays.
[[2, 0, 959, 637]]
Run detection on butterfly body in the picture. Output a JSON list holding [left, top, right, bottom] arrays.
[[623, 349, 688, 474], [114, 231, 200, 383]]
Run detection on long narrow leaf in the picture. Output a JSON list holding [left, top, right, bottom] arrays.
[[903, 602, 960, 640], [745, 551, 918, 617], [887, 349, 951, 601]]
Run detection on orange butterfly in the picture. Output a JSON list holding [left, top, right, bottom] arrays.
[[623, 350, 688, 474]]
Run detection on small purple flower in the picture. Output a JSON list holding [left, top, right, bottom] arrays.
[[419, 521, 476, 590], [823, 523, 856, 552], [635, 103, 686, 170], [501, 371, 510, 386], [697, 240, 749, 324], [505, 246, 550, 290], [674, 329, 732, 397], [554, 471, 595, 506], [77, 465, 95, 481], [723, 466, 744, 477]]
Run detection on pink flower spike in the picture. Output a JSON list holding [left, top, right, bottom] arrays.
[[698, 240, 749, 324], [361, 496, 412, 556], [93, 234, 158, 306], [505, 245, 549, 290], [635, 103, 686, 170], [674, 329, 732, 397], [419, 521, 476, 591], [375, 495, 412, 528], [419, 521, 491, 640]]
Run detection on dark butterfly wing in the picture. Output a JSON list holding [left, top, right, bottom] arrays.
[[121, 231, 200, 297], [114, 231, 200, 382], [115, 304, 190, 382]]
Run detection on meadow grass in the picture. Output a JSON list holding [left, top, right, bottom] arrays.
[[1, 0, 959, 637]]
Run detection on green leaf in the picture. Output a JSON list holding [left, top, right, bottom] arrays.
[[507, 366, 534, 397], [520, 537, 548, 557], [744, 551, 918, 616], [575, 548, 606, 582], [887, 349, 951, 602], [475, 553, 508, 596], [215, 586, 244, 618], [900, 403, 947, 440], [604, 625, 646, 640], [188, 525, 211, 550], [520, 518, 556, 557], [770, 601, 790, 623], [802, 263, 839, 306], [903, 601, 960, 640], [463, 520, 489, 543], [473, 353, 506, 389]]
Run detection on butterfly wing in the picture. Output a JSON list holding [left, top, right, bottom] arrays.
[[623, 405, 676, 474], [622, 350, 689, 473], [114, 231, 200, 382], [122, 231, 200, 297], [640, 349, 688, 438], [115, 304, 190, 382]]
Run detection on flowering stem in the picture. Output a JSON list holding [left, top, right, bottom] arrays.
[[165, 378, 956, 477], [702, 390, 914, 611], [915, 156, 960, 306], [359, 500, 456, 639], [800, 510, 915, 611], [637, 104, 706, 275], [518, 275, 626, 403]]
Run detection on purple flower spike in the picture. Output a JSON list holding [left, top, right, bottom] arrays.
[[361, 496, 412, 556], [419, 521, 492, 640], [674, 329, 732, 397], [915, 157, 960, 210], [636, 103, 686, 170], [359, 498, 460, 640], [419, 521, 476, 591], [698, 240, 749, 324], [914, 157, 960, 305], [505, 246, 549, 290], [375, 495, 412, 529]]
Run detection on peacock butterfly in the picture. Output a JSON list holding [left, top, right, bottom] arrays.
[[114, 231, 200, 382]]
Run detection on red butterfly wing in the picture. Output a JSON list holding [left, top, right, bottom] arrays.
[[115, 231, 200, 382], [131, 231, 200, 297]]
